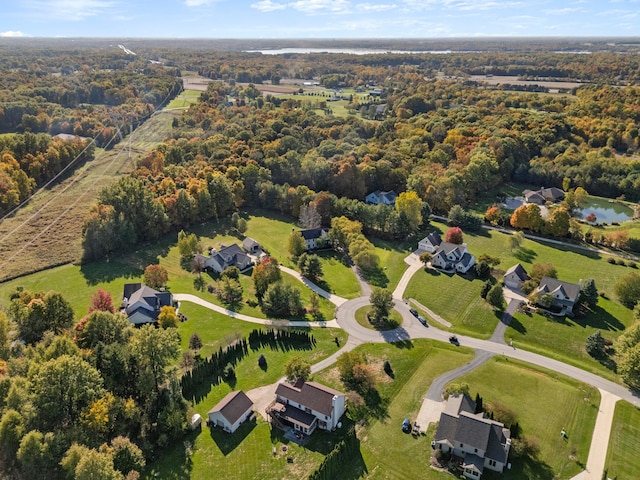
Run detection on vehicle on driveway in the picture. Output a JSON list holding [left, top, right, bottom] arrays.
[[449, 335, 459, 345], [402, 418, 411, 433], [418, 315, 427, 326], [409, 308, 419, 318]]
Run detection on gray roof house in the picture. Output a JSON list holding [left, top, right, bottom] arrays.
[[365, 190, 397, 206], [523, 187, 565, 205], [430, 242, 476, 274], [268, 380, 346, 435], [503, 264, 530, 290], [242, 237, 260, 254], [418, 232, 442, 253], [535, 276, 580, 313], [434, 394, 511, 479], [194, 244, 253, 274], [208, 390, 254, 434], [122, 283, 173, 325]]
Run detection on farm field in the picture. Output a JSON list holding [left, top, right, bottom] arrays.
[[0, 109, 179, 283]]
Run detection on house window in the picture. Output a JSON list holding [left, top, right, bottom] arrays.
[[474, 448, 477, 453], [305, 407, 311, 414], [459, 443, 464, 448], [489, 459, 496, 467]]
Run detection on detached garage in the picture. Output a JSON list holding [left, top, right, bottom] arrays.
[[208, 390, 254, 433]]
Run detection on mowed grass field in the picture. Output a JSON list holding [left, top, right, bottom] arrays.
[[0, 108, 179, 283], [314, 340, 475, 480], [454, 357, 600, 480], [407, 220, 635, 375], [604, 401, 640, 479]]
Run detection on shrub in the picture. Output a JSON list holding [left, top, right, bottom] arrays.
[[628, 261, 637, 269], [616, 258, 626, 266], [258, 354, 267, 370], [223, 363, 235, 381], [608, 257, 617, 264], [383, 360, 393, 376], [480, 280, 493, 299]]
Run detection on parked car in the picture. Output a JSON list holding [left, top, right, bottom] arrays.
[[409, 308, 419, 318], [402, 418, 411, 433], [418, 315, 427, 326], [449, 335, 459, 345]]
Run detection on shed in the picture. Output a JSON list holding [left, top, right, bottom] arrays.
[[208, 390, 254, 433]]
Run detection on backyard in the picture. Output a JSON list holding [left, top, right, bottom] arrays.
[[604, 400, 640, 479]]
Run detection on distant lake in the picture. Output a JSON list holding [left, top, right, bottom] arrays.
[[579, 197, 635, 224], [245, 48, 459, 55]]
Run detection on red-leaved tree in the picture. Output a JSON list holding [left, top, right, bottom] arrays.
[[88, 289, 115, 313], [445, 227, 464, 245]]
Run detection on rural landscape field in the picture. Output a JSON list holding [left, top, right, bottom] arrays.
[[1, 18, 640, 480]]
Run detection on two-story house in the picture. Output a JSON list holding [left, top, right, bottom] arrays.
[[434, 394, 511, 479], [268, 380, 346, 435], [365, 190, 397, 206], [535, 276, 580, 314], [430, 242, 476, 274], [298, 228, 329, 251], [194, 244, 253, 274], [122, 283, 173, 325]]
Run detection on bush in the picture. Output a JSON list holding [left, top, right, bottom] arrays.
[[608, 257, 617, 264], [616, 258, 626, 266], [585, 331, 607, 358], [258, 354, 267, 370], [628, 261, 637, 269], [383, 360, 393, 376], [223, 363, 235, 381], [480, 280, 493, 299]]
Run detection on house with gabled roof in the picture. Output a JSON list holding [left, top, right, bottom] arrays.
[[242, 237, 260, 254], [418, 232, 442, 253], [267, 380, 346, 435], [298, 228, 329, 251], [430, 242, 476, 274], [503, 264, 530, 290], [208, 390, 254, 434], [194, 244, 253, 274], [365, 190, 397, 206], [122, 283, 173, 325], [535, 276, 580, 314], [523, 187, 565, 205], [434, 394, 511, 479]]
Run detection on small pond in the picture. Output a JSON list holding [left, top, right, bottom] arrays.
[[578, 197, 636, 224]]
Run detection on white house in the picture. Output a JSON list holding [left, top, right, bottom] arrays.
[[208, 390, 254, 434], [268, 380, 346, 435], [298, 228, 329, 251], [365, 190, 397, 206], [194, 244, 253, 274], [418, 232, 442, 253], [430, 242, 476, 274], [434, 394, 511, 479], [503, 264, 530, 290]]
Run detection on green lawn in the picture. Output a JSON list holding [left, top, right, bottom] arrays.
[[368, 236, 418, 290], [454, 356, 600, 480], [354, 305, 403, 331], [314, 340, 475, 480], [404, 267, 499, 338], [315, 250, 361, 299], [166, 89, 202, 109], [604, 401, 640, 480]]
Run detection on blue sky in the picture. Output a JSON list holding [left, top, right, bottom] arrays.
[[1, 0, 639, 38]]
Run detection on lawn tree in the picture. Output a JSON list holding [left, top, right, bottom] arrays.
[[445, 226, 463, 244], [419, 251, 432, 267], [284, 356, 311, 382], [585, 331, 606, 358], [252, 256, 281, 300], [221, 265, 240, 281], [219, 277, 243, 306], [475, 262, 491, 280], [230, 212, 240, 230], [189, 332, 203, 353], [614, 271, 640, 308], [485, 204, 502, 225], [298, 253, 323, 282], [337, 350, 367, 387], [236, 217, 248, 234], [486, 283, 505, 310], [287, 230, 306, 258], [522, 263, 557, 293], [395, 191, 423, 230], [510, 204, 544, 232], [88, 289, 115, 314], [477, 254, 500, 267], [508, 231, 525, 252], [261, 282, 303, 317], [616, 319, 640, 354], [309, 292, 321, 317], [157, 306, 179, 329], [143, 264, 168, 289], [579, 278, 599, 308], [545, 207, 571, 237], [618, 344, 640, 390], [177, 230, 201, 259], [369, 287, 394, 323]]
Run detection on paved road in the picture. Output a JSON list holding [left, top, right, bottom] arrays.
[[490, 298, 521, 344], [280, 266, 348, 306]]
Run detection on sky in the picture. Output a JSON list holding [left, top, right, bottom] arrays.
[[0, 0, 639, 39]]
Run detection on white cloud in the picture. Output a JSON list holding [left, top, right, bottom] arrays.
[[251, 0, 287, 12], [356, 3, 397, 11], [0, 31, 30, 37], [288, 0, 352, 15], [543, 7, 584, 15], [184, 0, 215, 5], [24, 0, 117, 20]]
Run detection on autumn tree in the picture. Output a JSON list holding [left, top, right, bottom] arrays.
[[445, 227, 463, 244], [287, 231, 306, 258], [252, 256, 281, 300], [88, 289, 115, 314], [395, 191, 423, 230], [545, 207, 571, 237], [485, 204, 502, 225], [143, 265, 168, 289], [158, 306, 179, 329], [510, 204, 544, 232]]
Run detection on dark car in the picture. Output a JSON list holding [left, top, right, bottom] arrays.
[[409, 308, 419, 318], [449, 335, 459, 345], [418, 315, 427, 326], [402, 418, 411, 433]]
